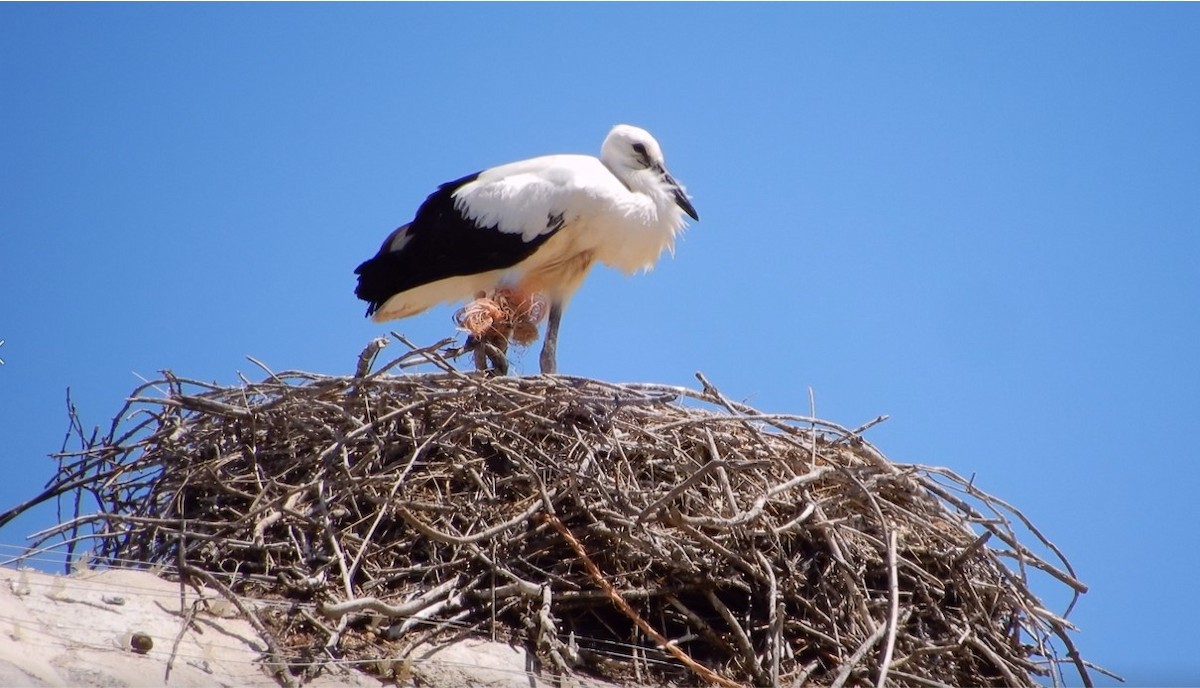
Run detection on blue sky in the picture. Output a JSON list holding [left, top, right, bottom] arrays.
[[2, 4, 1198, 685]]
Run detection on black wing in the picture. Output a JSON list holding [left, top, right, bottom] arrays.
[[354, 172, 561, 317]]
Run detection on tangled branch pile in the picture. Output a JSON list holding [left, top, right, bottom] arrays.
[[7, 339, 1098, 687]]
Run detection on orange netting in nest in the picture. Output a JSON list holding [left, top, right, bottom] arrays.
[[454, 287, 549, 347]]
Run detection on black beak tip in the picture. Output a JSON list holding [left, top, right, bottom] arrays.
[[673, 188, 699, 222]]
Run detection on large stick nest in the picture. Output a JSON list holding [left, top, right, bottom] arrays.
[[6, 339, 1100, 687]]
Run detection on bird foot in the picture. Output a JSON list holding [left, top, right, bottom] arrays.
[[454, 335, 509, 376]]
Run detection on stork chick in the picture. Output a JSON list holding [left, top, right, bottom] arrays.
[[354, 124, 698, 374]]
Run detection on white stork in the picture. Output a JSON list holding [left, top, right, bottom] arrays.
[[354, 124, 698, 374]]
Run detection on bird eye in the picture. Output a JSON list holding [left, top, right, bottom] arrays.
[[631, 142, 652, 167]]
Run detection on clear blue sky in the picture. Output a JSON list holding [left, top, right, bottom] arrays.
[[2, 4, 1197, 685]]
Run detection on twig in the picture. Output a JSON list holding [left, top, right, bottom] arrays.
[[876, 530, 900, 688], [830, 621, 888, 688], [163, 598, 201, 683], [354, 337, 389, 378], [318, 576, 461, 620], [756, 550, 782, 688], [703, 588, 768, 685], [179, 563, 297, 688], [396, 497, 545, 545], [543, 513, 743, 688]]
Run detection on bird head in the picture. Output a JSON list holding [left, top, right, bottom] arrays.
[[601, 124, 699, 222]]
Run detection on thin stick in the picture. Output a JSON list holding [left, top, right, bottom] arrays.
[[876, 530, 900, 688], [830, 621, 888, 688], [543, 513, 742, 688], [179, 563, 297, 688]]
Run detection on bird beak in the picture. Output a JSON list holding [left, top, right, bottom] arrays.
[[663, 170, 699, 221]]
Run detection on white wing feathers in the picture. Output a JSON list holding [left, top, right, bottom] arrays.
[[452, 155, 627, 242]]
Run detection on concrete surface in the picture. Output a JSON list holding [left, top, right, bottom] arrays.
[[0, 566, 618, 688]]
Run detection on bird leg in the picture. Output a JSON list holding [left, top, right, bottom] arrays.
[[483, 334, 509, 376], [539, 301, 563, 375], [470, 336, 487, 371], [465, 333, 509, 375]]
